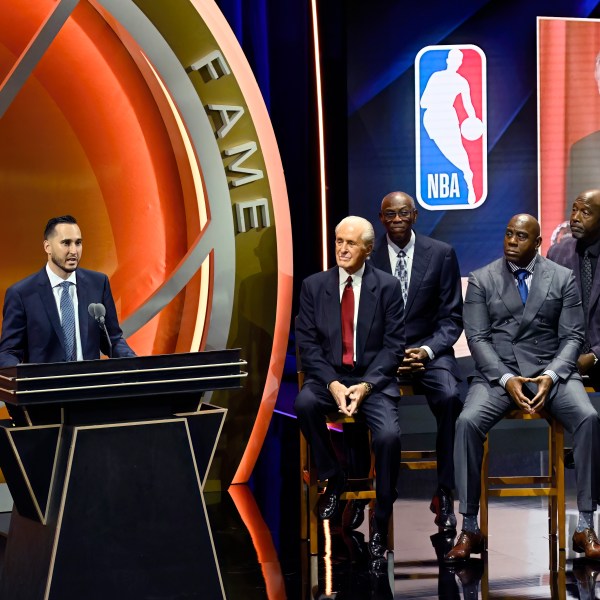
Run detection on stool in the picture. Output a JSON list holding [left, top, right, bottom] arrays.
[[299, 380, 437, 555], [479, 409, 565, 550]]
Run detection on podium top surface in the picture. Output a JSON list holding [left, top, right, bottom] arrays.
[[0, 349, 247, 406]]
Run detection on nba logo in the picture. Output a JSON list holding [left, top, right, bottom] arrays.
[[415, 45, 487, 210]]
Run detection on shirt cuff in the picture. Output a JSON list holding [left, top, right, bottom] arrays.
[[542, 370, 558, 384], [499, 373, 515, 388], [421, 346, 434, 360]]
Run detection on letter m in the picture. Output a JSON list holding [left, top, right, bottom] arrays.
[[225, 142, 264, 187]]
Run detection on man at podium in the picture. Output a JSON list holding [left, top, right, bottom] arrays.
[[0, 215, 135, 368]]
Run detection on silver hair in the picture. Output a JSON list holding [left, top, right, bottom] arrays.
[[335, 216, 375, 246]]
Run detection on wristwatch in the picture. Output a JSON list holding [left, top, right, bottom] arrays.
[[362, 381, 373, 395]]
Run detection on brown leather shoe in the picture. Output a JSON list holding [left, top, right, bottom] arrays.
[[444, 530, 485, 562], [572, 528, 600, 561]]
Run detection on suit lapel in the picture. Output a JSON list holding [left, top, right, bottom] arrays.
[[490, 260, 524, 322], [76, 270, 89, 354], [405, 235, 430, 315], [519, 258, 554, 335], [371, 237, 393, 274], [356, 265, 378, 363], [325, 269, 342, 363], [36, 269, 65, 354]]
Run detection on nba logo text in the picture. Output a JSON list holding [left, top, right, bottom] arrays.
[[415, 44, 487, 210]]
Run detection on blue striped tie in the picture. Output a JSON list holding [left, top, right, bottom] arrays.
[[59, 281, 77, 361]]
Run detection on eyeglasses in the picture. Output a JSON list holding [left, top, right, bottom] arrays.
[[382, 210, 413, 220]]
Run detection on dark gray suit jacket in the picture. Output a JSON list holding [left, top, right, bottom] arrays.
[[464, 255, 584, 386], [547, 237, 600, 360]]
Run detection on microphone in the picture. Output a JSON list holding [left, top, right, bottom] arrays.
[[88, 303, 106, 325], [88, 303, 112, 358]]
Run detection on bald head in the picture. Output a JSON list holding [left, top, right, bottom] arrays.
[[570, 190, 600, 243], [504, 214, 541, 267], [379, 191, 417, 248]]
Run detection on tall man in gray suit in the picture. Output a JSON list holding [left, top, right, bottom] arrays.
[[445, 213, 600, 562]]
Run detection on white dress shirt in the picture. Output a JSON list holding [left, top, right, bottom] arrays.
[[46, 264, 83, 361]]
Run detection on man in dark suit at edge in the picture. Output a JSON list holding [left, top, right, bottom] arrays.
[[295, 216, 405, 561], [548, 189, 600, 387], [0, 215, 135, 421], [365, 191, 464, 532], [445, 213, 600, 562]]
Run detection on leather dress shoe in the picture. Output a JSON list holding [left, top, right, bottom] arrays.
[[573, 528, 600, 561], [343, 499, 368, 530], [430, 488, 457, 530], [446, 558, 485, 586], [368, 512, 388, 560], [572, 560, 600, 588], [444, 530, 485, 562], [318, 472, 346, 520]]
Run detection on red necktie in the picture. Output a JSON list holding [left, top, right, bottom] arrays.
[[341, 276, 354, 367]]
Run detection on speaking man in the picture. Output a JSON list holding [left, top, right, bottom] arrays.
[[0, 215, 135, 373]]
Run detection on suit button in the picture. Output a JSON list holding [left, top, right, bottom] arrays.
[[534, 340, 538, 345], [538, 359, 543, 364], [512, 342, 516, 345]]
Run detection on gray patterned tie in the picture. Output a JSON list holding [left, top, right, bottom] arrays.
[[582, 250, 593, 353], [59, 281, 77, 361], [394, 250, 408, 304]]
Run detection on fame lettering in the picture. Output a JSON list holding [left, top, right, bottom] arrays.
[[427, 173, 460, 198], [190, 50, 269, 231]]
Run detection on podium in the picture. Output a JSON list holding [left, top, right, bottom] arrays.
[[0, 349, 246, 600]]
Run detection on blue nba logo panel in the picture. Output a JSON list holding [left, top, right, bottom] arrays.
[[415, 45, 487, 211]]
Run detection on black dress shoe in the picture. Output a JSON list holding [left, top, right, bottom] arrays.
[[318, 472, 346, 520], [430, 530, 456, 560], [430, 487, 457, 530], [343, 499, 368, 530], [368, 512, 388, 560]]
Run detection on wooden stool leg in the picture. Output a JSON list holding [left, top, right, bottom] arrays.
[[300, 430, 308, 541], [556, 423, 565, 551], [480, 436, 489, 538], [548, 424, 558, 540], [309, 458, 319, 555]]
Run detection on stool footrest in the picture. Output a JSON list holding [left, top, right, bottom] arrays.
[[488, 475, 553, 485]]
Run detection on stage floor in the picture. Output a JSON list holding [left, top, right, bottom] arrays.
[[0, 410, 597, 599]]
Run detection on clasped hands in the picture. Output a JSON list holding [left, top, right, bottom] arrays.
[[505, 374, 553, 414], [328, 380, 368, 416], [397, 347, 428, 374]]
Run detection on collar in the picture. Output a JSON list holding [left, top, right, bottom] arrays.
[[386, 230, 415, 255], [46, 263, 78, 288], [339, 263, 365, 286], [576, 235, 600, 258], [506, 254, 537, 275]]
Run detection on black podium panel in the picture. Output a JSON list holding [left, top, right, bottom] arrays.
[[49, 420, 222, 599], [0, 351, 242, 600]]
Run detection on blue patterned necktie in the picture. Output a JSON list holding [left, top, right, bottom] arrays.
[[514, 269, 529, 305], [394, 250, 408, 304], [59, 281, 77, 361]]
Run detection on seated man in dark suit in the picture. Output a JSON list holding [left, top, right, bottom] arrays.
[[0, 215, 135, 374], [295, 216, 405, 560], [548, 189, 600, 387], [445, 213, 600, 562], [366, 191, 464, 531]]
